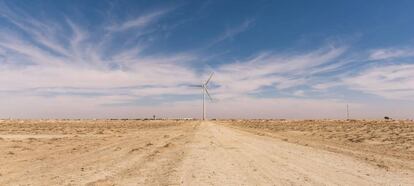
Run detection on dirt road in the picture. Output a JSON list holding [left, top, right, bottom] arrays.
[[1, 120, 413, 185], [180, 122, 413, 185]]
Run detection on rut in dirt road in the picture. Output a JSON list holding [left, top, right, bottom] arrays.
[[177, 121, 414, 186]]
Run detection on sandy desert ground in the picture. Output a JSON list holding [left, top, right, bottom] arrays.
[[0, 119, 413, 185]]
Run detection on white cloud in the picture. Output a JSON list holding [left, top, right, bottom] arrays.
[[208, 19, 254, 47], [211, 47, 346, 99], [344, 64, 414, 100], [0, 10, 347, 101], [0, 15, 353, 118], [312, 82, 342, 90], [369, 48, 414, 60], [106, 10, 169, 32], [293, 90, 305, 97], [0, 7, 203, 102]]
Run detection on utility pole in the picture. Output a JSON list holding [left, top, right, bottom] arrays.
[[346, 104, 349, 120]]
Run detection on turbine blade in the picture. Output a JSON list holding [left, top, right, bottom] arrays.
[[204, 87, 213, 101], [187, 84, 203, 88], [205, 72, 214, 85]]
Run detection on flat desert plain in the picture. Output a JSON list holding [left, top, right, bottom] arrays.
[[0, 119, 413, 185]]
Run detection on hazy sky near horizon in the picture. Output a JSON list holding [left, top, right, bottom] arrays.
[[0, 0, 414, 119]]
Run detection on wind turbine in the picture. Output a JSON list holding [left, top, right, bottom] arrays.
[[202, 73, 214, 120], [190, 73, 214, 120]]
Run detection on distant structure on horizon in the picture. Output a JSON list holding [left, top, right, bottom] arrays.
[[347, 104, 349, 120]]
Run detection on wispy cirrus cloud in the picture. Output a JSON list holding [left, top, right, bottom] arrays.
[[106, 9, 170, 32], [0, 2, 349, 103], [344, 64, 414, 100], [369, 48, 414, 60], [0, 4, 200, 100], [212, 47, 346, 99], [207, 19, 254, 47]]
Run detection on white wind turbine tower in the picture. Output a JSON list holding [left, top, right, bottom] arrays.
[[191, 73, 214, 120]]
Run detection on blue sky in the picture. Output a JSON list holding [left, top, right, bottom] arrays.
[[0, 0, 414, 119]]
